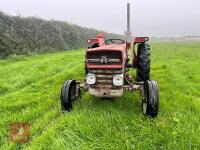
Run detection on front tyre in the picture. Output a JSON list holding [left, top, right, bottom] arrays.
[[60, 80, 78, 111], [142, 80, 159, 118]]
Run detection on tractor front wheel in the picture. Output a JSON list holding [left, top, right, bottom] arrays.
[[142, 80, 159, 117], [60, 80, 80, 111]]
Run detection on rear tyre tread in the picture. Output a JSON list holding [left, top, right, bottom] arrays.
[[137, 43, 150, 81]]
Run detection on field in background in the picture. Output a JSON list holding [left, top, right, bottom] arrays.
[[0, 42, 200, 149]]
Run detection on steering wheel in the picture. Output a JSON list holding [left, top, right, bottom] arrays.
[[105, 39, 125, 45]]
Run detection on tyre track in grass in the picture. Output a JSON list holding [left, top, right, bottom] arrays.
[[2, 43, 200, 149], [0, 63, 82, 124], [0, 91, 65, 147], [0, 65, 81, 123], [0, 64, 83, 147], [0, 61, 83, 103], [24, 114, 86, 150], [0, 67, 80, 122], [0, 50, 84, 96], [23, 100, 145, 150], [6, 97, 90, 149], [0, 101, 58, 147], [21, 109, 63, 150], [2, 106, 67, 149], [20, 92, 141, 149], [0, 99, 57, 138], [0, 61, 83, 97], [1, 106, 62, 149]]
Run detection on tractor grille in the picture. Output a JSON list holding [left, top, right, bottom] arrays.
[[87, 51, 122, 65], [89, 69, 123, 89]]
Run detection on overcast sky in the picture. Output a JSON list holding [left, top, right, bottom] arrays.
[[0, 0, 200, 37]]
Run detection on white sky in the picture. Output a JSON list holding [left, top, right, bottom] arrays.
[[0, 0, 200, 37]]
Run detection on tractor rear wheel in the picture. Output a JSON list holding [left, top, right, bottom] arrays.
[[60, 80, 79, 111], [136, 43, 150, 81], [142, 80, 159, 117]]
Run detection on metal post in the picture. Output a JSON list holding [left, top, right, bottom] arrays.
[[126, 3, 131, 44], [127, 3, 130, 32]]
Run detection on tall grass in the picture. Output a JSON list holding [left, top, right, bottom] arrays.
[[0, 42, 200, 149]]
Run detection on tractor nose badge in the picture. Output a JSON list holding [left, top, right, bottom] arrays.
[[99, 56, 109, 64]]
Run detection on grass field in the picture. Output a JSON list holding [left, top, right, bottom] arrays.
[[0, 42, 200, 149]]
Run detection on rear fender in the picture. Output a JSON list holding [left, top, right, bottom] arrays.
[[134, 37, 149, 44]]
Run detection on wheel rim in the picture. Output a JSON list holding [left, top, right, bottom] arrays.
[[70, 85, 76, 101], [142, 81, 149, 115], [60, 80, 77, 111], [142, 101, 147, 114]]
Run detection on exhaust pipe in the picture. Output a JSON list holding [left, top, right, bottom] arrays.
[[126, 3, 132, 44], [127, 3, 130, 32], [125, 3, 132, 60]]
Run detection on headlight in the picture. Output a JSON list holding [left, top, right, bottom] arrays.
[[113, 74, 123, 86], [86, 73, 96, 85]]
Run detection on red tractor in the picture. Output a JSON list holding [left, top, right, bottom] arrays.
[[60, 3, 159, 117]]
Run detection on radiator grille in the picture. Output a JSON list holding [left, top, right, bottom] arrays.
[[89, 69, 123, 89], [87, 51, 122, 65]]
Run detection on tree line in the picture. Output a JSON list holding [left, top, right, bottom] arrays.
[[0, 12, 122, 57]]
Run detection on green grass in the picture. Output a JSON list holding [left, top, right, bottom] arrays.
[[0, 42, 200, 149]]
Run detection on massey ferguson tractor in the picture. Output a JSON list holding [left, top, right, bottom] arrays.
[[60, 3, 159, 117]]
